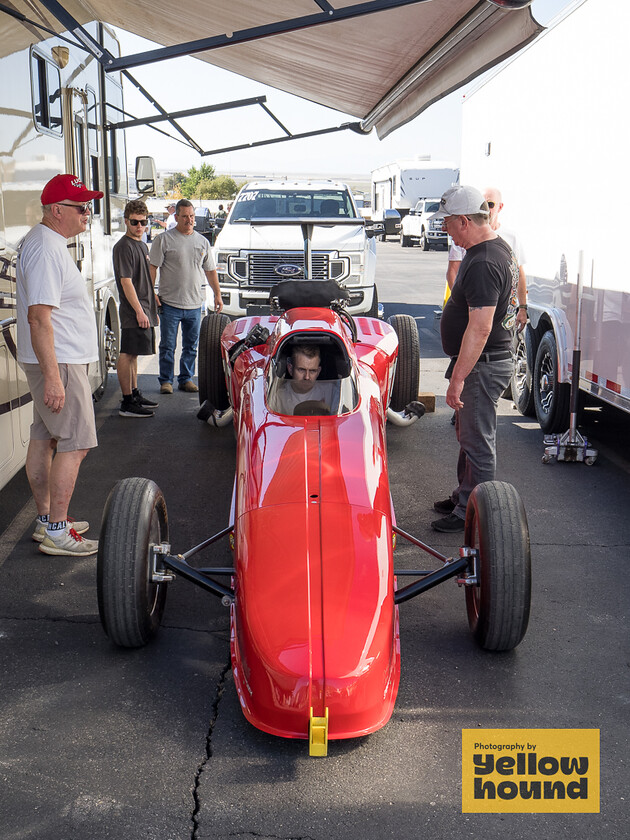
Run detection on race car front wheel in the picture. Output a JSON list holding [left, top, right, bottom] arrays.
[[463, 481, 531, 651], [98, 477, 169, 648], [199, 313, 231, 409]]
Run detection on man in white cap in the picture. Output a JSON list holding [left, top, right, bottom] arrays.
[[155, 203, 177, 231], [16, 174, 102, 556], [430, 185, 519, 532]]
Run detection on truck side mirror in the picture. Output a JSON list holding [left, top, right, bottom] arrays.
[[135, 156, 157, 196]]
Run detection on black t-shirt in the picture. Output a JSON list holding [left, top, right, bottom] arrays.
[[112, 235, 158, 328], [441, 236, 518, 358]]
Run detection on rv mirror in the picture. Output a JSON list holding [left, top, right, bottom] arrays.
[[135, 156, 157, 196]]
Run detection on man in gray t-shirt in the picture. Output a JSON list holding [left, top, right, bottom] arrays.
[[149, 199, 223, 393]]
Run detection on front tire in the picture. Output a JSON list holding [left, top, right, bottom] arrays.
[[464, 481, 531, 651], [400, 234, 411, 248], [199, 313, 230, 408], [366, 286, 379, 318], [387, 314, 420, 411], [533, 330, 570, 433], [97, 478, 169, 648], [511, 326, 536, 416], [420, 231, 429, 251]]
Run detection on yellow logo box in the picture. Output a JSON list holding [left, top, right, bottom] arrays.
[[462, 729, 600, 813]]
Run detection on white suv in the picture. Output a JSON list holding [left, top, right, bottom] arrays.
[[214, 180, 379, 317]]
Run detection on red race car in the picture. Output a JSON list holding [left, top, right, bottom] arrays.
[[98, 278, 530, 757]]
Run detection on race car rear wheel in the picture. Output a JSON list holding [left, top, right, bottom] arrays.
[[463, 481, 531, 651], [387, 314, 420, 411], [97, 477, 169, 648], [199, 313, 231, 409]]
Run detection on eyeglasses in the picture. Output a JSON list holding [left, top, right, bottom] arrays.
[[128, 218, 149, 226], [56, 202, 92, 213], [487, 201, 496, 209]]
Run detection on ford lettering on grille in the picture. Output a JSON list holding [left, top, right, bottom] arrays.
[[274, 263, 303, 278]]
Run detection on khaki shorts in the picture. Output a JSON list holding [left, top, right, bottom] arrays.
[[24, 363, 98, 452]]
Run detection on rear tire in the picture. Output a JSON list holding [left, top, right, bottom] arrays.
[[97, 478, 169, 648], [464, 481, 531, 651], [199, 313, 230, 408], [533, 330, 570, 433], [387, 314, 420, 411]]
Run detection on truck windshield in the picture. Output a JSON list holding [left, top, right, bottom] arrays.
[[231, 189, 358, 221]]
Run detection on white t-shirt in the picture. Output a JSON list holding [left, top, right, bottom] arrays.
[[275, 380, 337, 414], [16, 224, 98, 365], [166, 213, 177, 230]]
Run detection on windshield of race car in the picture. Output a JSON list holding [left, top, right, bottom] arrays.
[[231, 189, 359, 222]]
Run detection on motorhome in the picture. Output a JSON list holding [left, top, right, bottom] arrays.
[[460, 0, 629, 433], [0, 13, 151, 490], [371, 159, 459, 221]]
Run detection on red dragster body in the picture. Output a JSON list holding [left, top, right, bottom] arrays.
[[221, 308, 401, 741]]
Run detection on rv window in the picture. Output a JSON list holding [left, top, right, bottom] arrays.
[[31, 52, 62, 135]]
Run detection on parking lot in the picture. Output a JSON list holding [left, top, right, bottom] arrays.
[[0, 242, 628, 840]]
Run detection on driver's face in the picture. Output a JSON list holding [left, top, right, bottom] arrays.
[[288, 352, 321, 393]]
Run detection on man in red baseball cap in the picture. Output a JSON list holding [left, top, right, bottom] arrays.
[[16, 174, 104, 557]]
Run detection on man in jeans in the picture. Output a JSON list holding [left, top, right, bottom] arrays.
[[149, 199, 222, 394], [430, 185, 518, 533]]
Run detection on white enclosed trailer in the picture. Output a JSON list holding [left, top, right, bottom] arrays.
[[0, 13, 152, 490], [460, 0, 630, 434], [371, 159, 459, 219]]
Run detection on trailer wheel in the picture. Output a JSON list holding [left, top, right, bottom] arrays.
[[97, 478, 169, 648], [533, 330, 570, 433], [511, 326, 536, 416], [199, 313, 231, 409], [463, 481, 531, 651], [387, 314, 420, 411]]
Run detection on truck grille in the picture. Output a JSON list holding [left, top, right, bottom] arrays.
[[247, 251, 330, 286]]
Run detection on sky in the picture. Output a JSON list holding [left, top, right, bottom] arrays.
[[116, 0, 573, 179]]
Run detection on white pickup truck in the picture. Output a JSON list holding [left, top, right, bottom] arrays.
[[214, 180, 380, 317], [399, 198, 447, 250]]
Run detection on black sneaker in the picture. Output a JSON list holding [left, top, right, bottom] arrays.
[[433, 497, 456, 515], [431, 513, 465, 533], [119, 400, 154, 418], [133, 389, 159, 408]]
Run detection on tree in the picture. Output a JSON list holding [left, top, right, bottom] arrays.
[[180, 163, 217, 198], [163, 172, 185, 194]]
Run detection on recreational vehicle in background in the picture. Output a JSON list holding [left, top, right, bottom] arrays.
[[371, 158, 459, 222], [460, 0, 629, 433], [0, 14, 153, 490]]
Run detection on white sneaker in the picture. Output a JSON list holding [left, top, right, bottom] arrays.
[[39, 527, 98, 557], [32, 517, 89, 543]]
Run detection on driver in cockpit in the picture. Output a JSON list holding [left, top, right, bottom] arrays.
[[275, 344, 335, 415]]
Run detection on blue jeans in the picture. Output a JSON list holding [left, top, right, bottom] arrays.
[[452, 357, 513, 520], [158, 303, 201, 385]]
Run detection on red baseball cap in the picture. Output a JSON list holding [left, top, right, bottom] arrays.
[[41, 173, 104, 205]]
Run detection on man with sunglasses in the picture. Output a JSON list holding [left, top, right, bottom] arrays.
[[113, 200, 160, 417], [16, 173, 102, 556], [446, 187, 528, 332]]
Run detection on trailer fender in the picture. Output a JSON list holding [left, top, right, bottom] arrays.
[[527, 304, 572, 385]]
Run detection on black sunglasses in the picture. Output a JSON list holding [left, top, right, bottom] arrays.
[[128, 218, 149, 226], [56, 202, 91, 213]]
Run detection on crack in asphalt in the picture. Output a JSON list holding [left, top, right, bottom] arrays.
[[191, 655, 232, 840]]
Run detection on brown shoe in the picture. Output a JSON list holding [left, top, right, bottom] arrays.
[[178, 380, 198, 393], [160, 383, 173, 394]]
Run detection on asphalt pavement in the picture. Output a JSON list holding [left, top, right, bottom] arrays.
[[1, 242, 628, 840]]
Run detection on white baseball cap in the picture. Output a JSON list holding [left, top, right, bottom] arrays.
[[430, 185, 489, 219]]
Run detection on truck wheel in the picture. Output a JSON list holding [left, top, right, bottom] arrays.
[[366, 286, 379, 318], [97, 478, 169, 648], [199, 313, 230, 409], [533, 330, 570, 433], [420, 231, 429, 251], [511, 326, 536, 416], [400, 234, 411, 248], [387, 314, 420, 411], [464, 481, 531, 651]]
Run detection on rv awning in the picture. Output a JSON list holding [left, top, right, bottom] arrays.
[[2, 1, 543, 138]]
